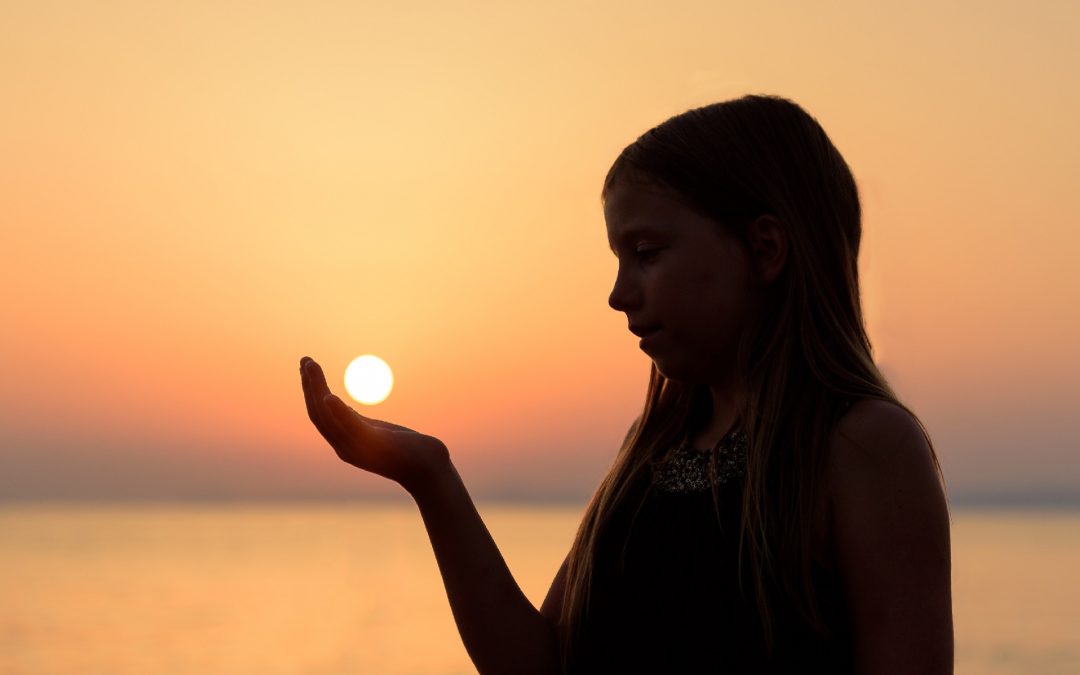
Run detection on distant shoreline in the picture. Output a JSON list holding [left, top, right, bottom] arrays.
[[2, 496, 1080, 511]]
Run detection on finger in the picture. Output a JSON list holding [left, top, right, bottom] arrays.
[[322, 393, 379, 443], [301, 358, 347, 445], [300, 358, 323, 425], [305, 358, 333, 399]]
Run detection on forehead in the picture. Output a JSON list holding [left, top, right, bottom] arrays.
[[604, 182, 717, 247]]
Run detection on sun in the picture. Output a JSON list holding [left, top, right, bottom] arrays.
[[343, 355, 394, 405]]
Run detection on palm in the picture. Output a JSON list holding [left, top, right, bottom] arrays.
[[300, 357, 448, 490]]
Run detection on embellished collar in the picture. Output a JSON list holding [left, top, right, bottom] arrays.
[[650, 430, 748, 493]]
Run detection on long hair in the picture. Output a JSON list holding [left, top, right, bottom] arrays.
[[557, 94, 943, 669]]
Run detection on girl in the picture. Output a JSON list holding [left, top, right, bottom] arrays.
[[299, 94, 953, 674]]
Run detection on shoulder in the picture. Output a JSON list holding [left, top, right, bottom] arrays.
[[821, 398, 954, 671], [825, 398, 941, 494], [817, 397, 946, 568]]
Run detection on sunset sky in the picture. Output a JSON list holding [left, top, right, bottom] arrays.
[[2, 0, 1078, 504]]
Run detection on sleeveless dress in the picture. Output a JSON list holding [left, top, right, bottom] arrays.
[[570, 427, 854, 674]]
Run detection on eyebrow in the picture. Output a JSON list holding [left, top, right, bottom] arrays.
[[608, 225, 667, 253]]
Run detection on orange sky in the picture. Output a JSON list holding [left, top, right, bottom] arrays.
[[2, 0, 1078, 503]]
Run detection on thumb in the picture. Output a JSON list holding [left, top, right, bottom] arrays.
[[323, 394, 371, 436], [322, 394, 353, 431]]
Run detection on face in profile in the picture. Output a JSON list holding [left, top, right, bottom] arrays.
[[604, 179, 760, 385]]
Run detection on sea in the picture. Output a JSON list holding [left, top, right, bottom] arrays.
[[1, 503, 1077, 675]]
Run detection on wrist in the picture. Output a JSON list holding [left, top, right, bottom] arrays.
[[404, 449, 456, 501]]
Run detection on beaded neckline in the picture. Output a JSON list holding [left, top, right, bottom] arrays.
[[651, 429, 748, 493]]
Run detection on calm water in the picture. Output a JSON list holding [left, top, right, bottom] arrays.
[[1, 504, 1077, 674]]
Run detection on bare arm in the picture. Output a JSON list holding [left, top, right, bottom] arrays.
[[827, 400, 953, 674], [540, 554, 569, 623], [409, 464, 562, 675], [299, 357, 560, 675]]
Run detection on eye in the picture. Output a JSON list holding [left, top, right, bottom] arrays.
[[636, 246, 662, 263]]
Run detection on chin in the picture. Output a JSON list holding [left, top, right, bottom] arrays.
[[651, 357, 701, 384]]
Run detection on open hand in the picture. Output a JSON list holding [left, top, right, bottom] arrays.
[[299, 356, 450, 493]]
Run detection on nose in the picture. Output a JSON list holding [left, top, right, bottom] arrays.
[[607, 263, 639, 313]]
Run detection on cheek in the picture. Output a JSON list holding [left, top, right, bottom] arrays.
[[677, 275, 752, 340], [687, 267, 742, 312]]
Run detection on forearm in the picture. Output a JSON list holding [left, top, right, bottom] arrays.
[[408, 460, 561, 675]]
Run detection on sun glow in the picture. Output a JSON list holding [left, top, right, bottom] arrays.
[[343, 355, 394, 405]]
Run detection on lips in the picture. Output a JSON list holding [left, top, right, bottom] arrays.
[[629, 324, 662, 338]]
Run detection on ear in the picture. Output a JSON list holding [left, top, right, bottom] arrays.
[[747, 214, 788, 285]]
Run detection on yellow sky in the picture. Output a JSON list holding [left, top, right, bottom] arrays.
[[2, 0, 1078, 502]]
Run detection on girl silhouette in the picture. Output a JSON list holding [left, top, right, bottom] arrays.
[[300, 94, 953, 674]]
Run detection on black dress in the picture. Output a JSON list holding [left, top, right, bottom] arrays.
[[570, 428, 854, 674]]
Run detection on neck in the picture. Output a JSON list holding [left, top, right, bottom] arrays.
[[692, 381, 743, 449]]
